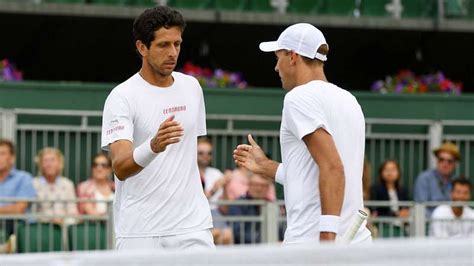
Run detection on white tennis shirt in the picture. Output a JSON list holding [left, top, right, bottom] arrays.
[[277, 80, 372, 244], [101, 72, 212, 237]]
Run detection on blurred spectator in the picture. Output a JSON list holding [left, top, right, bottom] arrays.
[[362, 158, 371, 201], [197, 137, 233, 245], [362, 158, 377, 238], [0, 139, 35, 241], [414, 142, 460, 216], [32, 148, 78, 225], [77, 153, 114, 216], [430, 178, 474, 238], [371, 160, 409, 218], [224, 167, 276, 201], [227, 173, 273, 244]]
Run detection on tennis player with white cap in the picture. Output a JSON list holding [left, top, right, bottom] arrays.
[[234, 23, 372, 244]]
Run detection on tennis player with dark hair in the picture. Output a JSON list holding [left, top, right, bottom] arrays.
[[101, 6, 214, 250]]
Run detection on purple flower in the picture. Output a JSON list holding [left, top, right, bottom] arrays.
[[214, 69, 224, 79], [371, 80, 384, 91], [395, 84, 404, 93]]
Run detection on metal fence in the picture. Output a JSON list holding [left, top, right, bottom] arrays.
[[1, 198, 473, 253], [0, 198, 114, 253], [0, 108, 472, 195]]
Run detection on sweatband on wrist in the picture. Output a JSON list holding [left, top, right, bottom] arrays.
[[133, 138, 158, 168], [275, 163, 285, 184], [319, 215, 340, 233]]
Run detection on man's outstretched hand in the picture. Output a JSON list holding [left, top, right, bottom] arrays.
[[233, 134, 268, 175]]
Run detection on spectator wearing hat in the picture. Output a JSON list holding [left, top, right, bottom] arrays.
[[414, 142, 461, 216]]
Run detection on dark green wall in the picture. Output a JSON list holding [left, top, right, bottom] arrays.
[[1, 81, 474, 120]]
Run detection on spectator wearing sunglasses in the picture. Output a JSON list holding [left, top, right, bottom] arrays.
[[414, 142, 461, 216], [197, 137, 233, 245], [77, 153, 114, 216]]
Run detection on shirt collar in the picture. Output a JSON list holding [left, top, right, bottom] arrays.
[[39, 175, 60, 185], [5, 168, 17, 180], [433, 169, 455, 181]]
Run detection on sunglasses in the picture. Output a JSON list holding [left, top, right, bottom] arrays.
[[438, 157, 455, 164], [198, 151, 213, 156], [93, 162, 111, 168]]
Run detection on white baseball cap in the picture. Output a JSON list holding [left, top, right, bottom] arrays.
[[259, 23, 328, 61]]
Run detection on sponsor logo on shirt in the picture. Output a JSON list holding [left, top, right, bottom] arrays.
[[106, 125, 125, 135], [163, 105, 187, 115]]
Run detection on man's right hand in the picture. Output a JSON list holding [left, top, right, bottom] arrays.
[[150, 115, 184, 153], [233, 134, 268, 175]]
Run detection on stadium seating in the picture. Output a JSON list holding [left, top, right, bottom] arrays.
[[68, 222, 107, 251], [319, 0, 355, 16], [401, 0, 436, 18], [214, 0, 248, 11], [17, 223, 63, 253], [360, 0, 391, 17], [45, 0, 86, 3], [168, 0, 213, 9], [287, 0, 323, 15], [248, 0, 273, 12], [40, 0, 474, 20]]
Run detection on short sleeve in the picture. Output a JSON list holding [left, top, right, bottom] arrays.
[[101, 92, 134, 151], [18, 173, 36, 198], [283, 93, 331, 140], [196, 83, 207, 136]]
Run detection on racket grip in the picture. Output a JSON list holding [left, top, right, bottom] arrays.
[[337, 210, 368, 244]]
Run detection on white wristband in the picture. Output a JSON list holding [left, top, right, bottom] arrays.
[[275, 163, 285, 185], [133, 138, 158, 168], [319, 215, 340, 234]]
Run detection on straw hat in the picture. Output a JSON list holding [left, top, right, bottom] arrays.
[[433, 142, 461, 161]]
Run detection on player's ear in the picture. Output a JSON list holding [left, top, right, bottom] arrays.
[[289, 51, 297, 65], [136, 40, 148, 57]]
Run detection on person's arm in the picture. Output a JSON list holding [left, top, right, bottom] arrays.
[[110, 115, 183, 181], [0, 202, 28, 214], [233, 134, 280, 181], [303, 128, 345, 242], [77, 183, 97, 215], [414, 173, 429, 202], [0, 173, 36, 214], [205, 170, 232, 199]]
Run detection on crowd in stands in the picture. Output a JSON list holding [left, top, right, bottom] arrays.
[[0, 137, 473, 251], [0, 139, 115, 252]]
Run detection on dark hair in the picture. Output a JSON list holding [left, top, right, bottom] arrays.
[[0, 139, 15, 155], [133, 6, 186, 49], [302, 44, 329, 66], [452, 177, 471, 190], [378, 159, 401, 189], [92, 153, 112, 168]]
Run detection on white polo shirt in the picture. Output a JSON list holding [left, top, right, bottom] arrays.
[[101, 72, 212, 237], [278, 80, 372, 244], [430, 205, 474, 238]]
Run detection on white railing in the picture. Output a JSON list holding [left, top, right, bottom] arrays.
[[1, 108, 473, 197], [0, 198, 473, 253]]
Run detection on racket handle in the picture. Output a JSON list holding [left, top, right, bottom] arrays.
[[337, 210, 368, 244]]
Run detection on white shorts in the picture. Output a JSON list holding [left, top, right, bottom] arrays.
[[116, 229, 215, 251]]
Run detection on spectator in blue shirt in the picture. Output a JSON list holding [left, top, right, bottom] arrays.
[[414, 142, 460, 216], [0, 139, 36, 237]]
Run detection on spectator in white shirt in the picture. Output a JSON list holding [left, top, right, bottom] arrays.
[[430, 178, 474, 238], [197, 137, 233, 245]]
